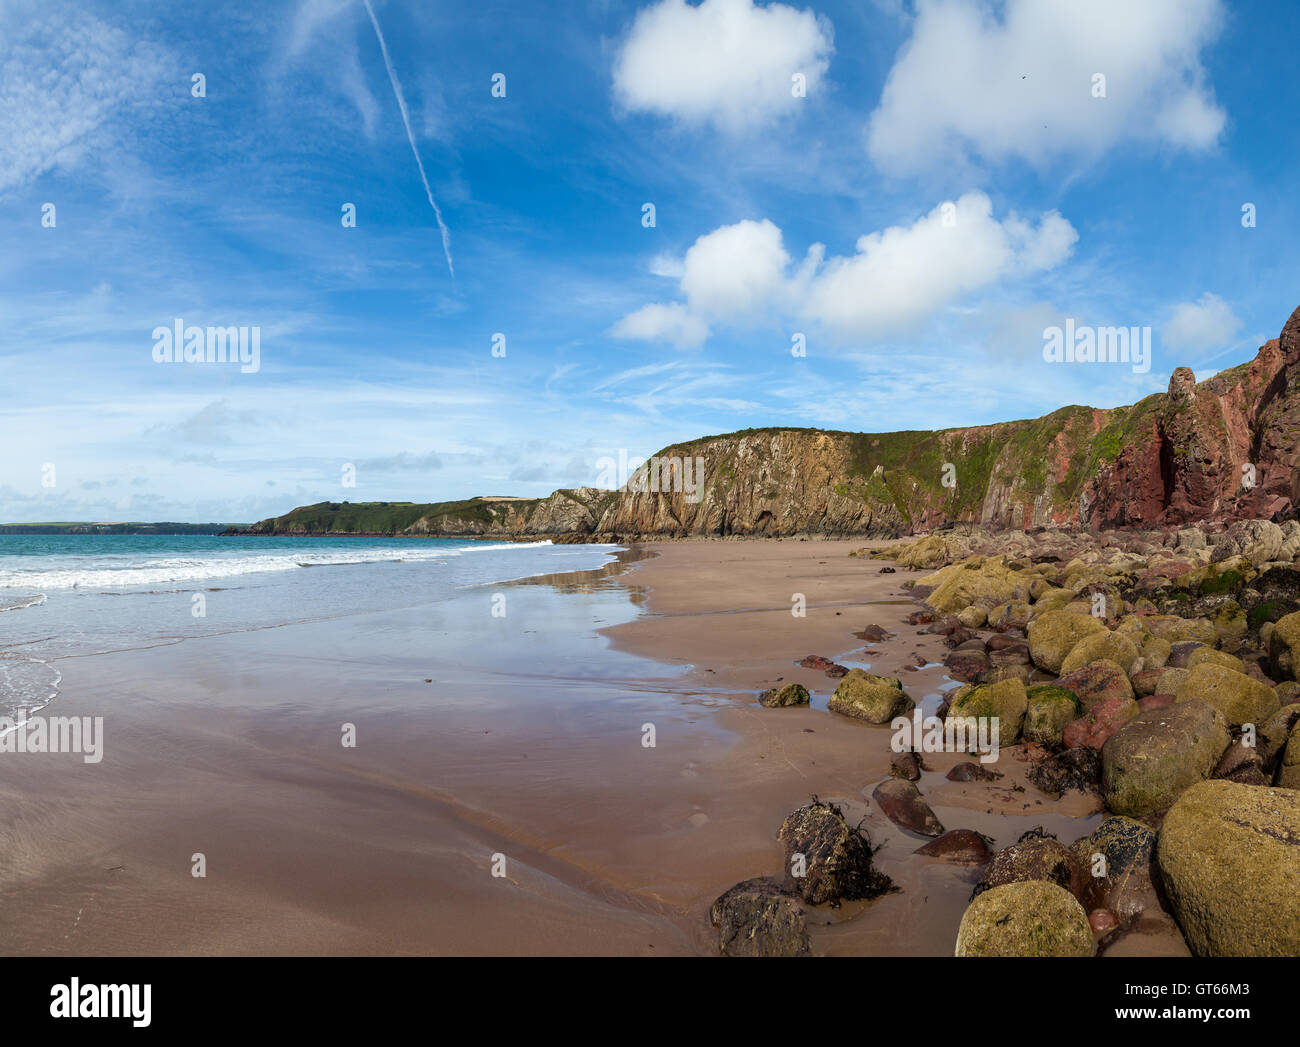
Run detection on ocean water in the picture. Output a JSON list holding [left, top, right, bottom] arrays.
[[0, 534, 621, 720]]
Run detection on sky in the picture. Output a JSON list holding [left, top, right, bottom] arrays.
[[3, 0, 1300, 523]]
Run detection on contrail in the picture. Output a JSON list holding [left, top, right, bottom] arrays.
[[361, 0, 454, 278]]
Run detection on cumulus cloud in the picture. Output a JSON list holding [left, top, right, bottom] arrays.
[[612, 0, 834, 132], [867, 0, 1227, 174], [613, 192, 1077, 346], [611, 303, 710, 349], [1162, 293, 1241, 354]]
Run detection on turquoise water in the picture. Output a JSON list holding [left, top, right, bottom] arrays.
[[0, 534, 621, 718]]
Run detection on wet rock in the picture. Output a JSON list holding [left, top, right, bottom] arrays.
[[946, 677, 1027, 744], [1157, 780, 1300, 955], [1069, 816, 1161, 925], [798, 654, 837, 671], [1212, 736, 1270, 786], [988, 642, 1031, 667], [1100, 699, 1230, 819], [710, 877, 811, 957], [1089, 909, 1119, 935], [828, 669, 912, 724], [759, 683, 810, 708], [872, 778, 945, 836], [946, 761, 1002, 782], [943, 648, 988, 683], [890, 750, 922, 781], [914, 829, 992, 865], [860, 623, 893, 643], [955, 881, 1094, 957], [777, 800, 893, 905], [974, 829, 1088, 903], [1027, 746, 1102, 798]]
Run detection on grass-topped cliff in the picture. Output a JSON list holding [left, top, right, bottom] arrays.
[[229, 303, 1300, 541]]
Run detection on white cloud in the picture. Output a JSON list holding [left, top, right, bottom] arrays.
[[0, 6, 173, 193], [867, 0, 1226, 174], [612, 0, 834, 132], [1162, 293, 1241, 353], [614, 192, 1077, 346], [611, 303, 710, 348], [681, 219, 790, 317]]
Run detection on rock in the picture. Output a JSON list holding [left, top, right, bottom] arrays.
[[1089, 909, 1119, 934], [942, 648, 988, 682], [1175, 663, 1280, 727], [710, 877, 811, 957], [860, 623, 893, 642], [914, 829, 993, 865], [827, 669, 913, 724], [1186, 647, 1245, 673], [1023, 684, 1080, 747], [946, 761, 1001, 782], [1100, 699, 1231, 819], [921, 556, 1031, 615], [1130, 668, 1164, 697], [1061, 631, 1142, 677], [1259, 703, 1300, 767], [1279, 721, 1300, 789], [1268, 609, 1300, 680], [798, 654, 837, 671], [1212, 737, 1270, 786], [1028, 746, 1102, 798], [989, 600, 1031, 632], [956, 605, 987, 628], [946, 677, 1027, 745], [872, 779, 945, 836], [1157, 780, 1300, 956], [1027, 609, 1108, 674], [777, 800, 893, 905], [1069, 816, 1160, 925], [1167, 641, 1208, 668], [890, 751, 921, 781], [759, 683, 810, 708], [955, 881, 1094, 957], [1062, 694, 1140, 751], [1053, 659, 1135, 713], [1137, 693, 1176, 714], [988, 642, 1031, 667], [974, 830, 1088, 904]]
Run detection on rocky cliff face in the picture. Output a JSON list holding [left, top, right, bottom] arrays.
[[236, 303, 1300, 541]]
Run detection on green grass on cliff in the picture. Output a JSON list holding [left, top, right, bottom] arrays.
[[249, 498, 540, 534]]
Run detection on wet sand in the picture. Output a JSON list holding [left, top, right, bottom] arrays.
[[0, 538, 1150, 955]]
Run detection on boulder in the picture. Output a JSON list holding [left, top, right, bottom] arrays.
[[1157, 780, 1300, 956], [1053, 659, 1135, 713], [1062, 694, 1140, 751], [946, 677, 1027, 745], [1027, 610, 1108, 674], [921, 556, 1031, 614], [827, 669, 912, 724], [1278, 722, 1300, 789], [710, 877, 811, 957], [1022, 684, 1080, 747], [1101, 700, 1230, 819], [872, 779, 945, 836], [989, 600, 1031, 632], [1027, 746, 1102, 798], [974, 830, 1087, 903], [890, 750, 921, 781], [759, 683, 810, 708], [914, 829, 992, 865], [1268, 610, 1300, 680], [1175, 663, 1280, 728], [777, 800, 893, 905], [1060, 631, 1141, 677], [1069, 816, 1160, 926], [954, 881, 1094, 957], [1185, 647, 1245, 674]]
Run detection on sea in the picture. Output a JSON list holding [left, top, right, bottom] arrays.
[[0, 534, 622, 723]]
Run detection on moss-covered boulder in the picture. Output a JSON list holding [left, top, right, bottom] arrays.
[[1027, 609, 1108, 674], [1258, 703, 1300, 767], [710, 877, 811, 957], [759, 683, 810, 708], [1185, 647, 1245, 673], [1157, 780, 1300, 956], [777, 800, 892, 905], [1101, 699, 1230, 820], [1278, 721, 1300, 789], [828, 669, 912, 724], [1054, 659, 1135, 713], [954, 881, 1094, 957], [1140, 635, 1172, 670], [989, 600, 1031, 632], [1145, 615, 1217, 644], [956, 604, 987, 628], [1175, 663, 1280, 728], [1061, 631, 1141, 677], [1268, 610, 1300, 681], [1023, 685, 1080, 747], [921, 556, 1031, 614], [947, 677, 1027, 745]]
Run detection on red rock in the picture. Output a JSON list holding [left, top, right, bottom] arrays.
[[1089, 909, 1119, 934], [1062, 695, 1139, 750], [914, 829, 992, 865], [1137, 693, 1176, 713]]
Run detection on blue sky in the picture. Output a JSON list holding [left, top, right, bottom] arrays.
[[3, 0, 1299, 522]]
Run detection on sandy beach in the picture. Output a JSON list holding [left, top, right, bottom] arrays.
[[0, 537, 1193, 956]]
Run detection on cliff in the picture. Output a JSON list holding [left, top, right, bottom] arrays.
[[229, 303, 1300, 541]]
